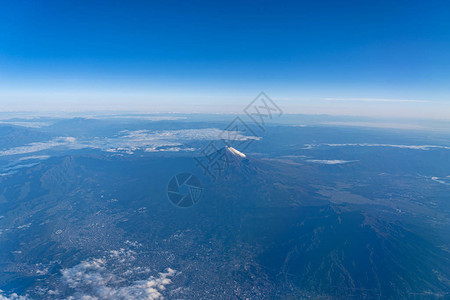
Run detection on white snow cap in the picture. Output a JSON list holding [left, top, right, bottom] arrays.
[[226, 146, 246, 158]]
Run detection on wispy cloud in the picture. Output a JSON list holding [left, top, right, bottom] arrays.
[[0, 121, 53, 128], [319, 121, 425, 130], [306, 143, 450, 150], [431, 176, 450, 185], [306, 159, 358, 165], [17, 155, 51, 161], [95, 115, 188, 121], [0, 137, 80, 156], [323, 97, 430, 103], [94, 128, 260, 154], [0, 128, 260, 157]]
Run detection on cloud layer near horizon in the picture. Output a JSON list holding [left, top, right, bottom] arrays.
[[0, 128, 260, 157]]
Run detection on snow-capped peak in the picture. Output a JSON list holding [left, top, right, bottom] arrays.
[[226, 146, 246, 158]]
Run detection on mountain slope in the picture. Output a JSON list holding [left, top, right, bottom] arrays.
[[201, 149, 450, 298]]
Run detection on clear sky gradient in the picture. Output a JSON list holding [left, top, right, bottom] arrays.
[[1, 0, 449, 118]]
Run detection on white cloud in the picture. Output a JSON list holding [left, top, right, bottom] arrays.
[[18, 155, 51, 161], [323, 97, 430, 103], [306, 159, 357, 165], [0, 128, 260, 157], [118, 128, 258, 142], [319, 121, 425, 130], [0, 121, 53, 128], [306, 143, 450, 150], [0, 290, 29, 300], [0, 172, 17, 177], [61, 255, 176, 300], [431, 176, 450, 185], [1, 244, 176, 299], [0, 137, 81, 156], [95, 116, 187, 121], [17, 223, 32, 229], [4, 163, 39, 172]]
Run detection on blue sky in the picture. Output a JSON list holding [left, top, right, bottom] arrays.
[[1, 0, 449, 118]]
